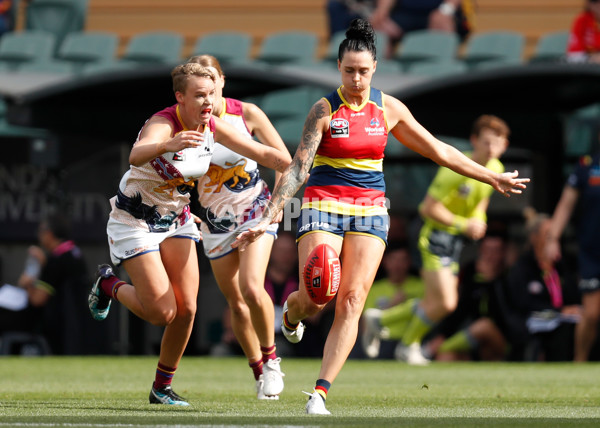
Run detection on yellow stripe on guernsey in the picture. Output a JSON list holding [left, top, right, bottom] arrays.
[[312, 154, 383, 172], [301, 199, 388, 216]]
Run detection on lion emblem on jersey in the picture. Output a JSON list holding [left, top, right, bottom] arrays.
[[203, 160, 251, 193]]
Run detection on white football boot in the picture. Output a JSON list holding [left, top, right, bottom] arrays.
[[256, 374, 279, 400], [304, 391, 331, 415], [262, 357, 285, 396]]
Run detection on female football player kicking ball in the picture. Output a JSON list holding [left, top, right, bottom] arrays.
[[234, 18, 529, 415]]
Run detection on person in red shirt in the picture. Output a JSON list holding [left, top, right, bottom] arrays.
[[567, 0, 600, 63]]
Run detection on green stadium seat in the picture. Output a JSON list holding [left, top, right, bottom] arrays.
[[81, 60, 139, 75], [258, 86, 319, 122], [191, 31, 252, 65], [529, 31, 569, 64], [56, 31, 119, 73], [0, 31, 56, 71], [120, 31, 184, 66], [470, 58, 523, 71], [394, 30, 460, 71], [24, 0, 87, 53], [406, 60, 467, 77], [18, 60, 75, 74], [256, 31, 317, 65], [273, 117, 305, 153], [375, 59, 403, 75], [461, 31, 524, 69]]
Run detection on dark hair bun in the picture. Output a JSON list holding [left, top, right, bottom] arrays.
[[346, 18, 375, 44]]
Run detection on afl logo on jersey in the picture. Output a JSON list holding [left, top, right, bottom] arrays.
[[330, 118, 349, 138], [172, 150, 185, 161]]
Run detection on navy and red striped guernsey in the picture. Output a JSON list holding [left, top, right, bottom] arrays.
[[302, 86, 388, 216]]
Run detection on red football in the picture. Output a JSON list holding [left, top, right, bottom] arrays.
[[303, 243, 341, 304]]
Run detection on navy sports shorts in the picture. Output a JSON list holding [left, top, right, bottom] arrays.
[[296, 208, 389, 246]]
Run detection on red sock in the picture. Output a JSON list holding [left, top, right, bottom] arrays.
[[249, 359, 263, 380], [100, 277, 126, 301], [154, 362, 176, 389], [261, 345, 277, 363], [315, 378, 331, 400]]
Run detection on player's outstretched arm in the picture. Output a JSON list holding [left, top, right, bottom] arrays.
[[385, 96, 530, 196]]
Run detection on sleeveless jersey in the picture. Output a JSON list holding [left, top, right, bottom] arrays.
[[109, 104, 215, 233], [302, 86, 388, 216], [196, 98, 271, 234]]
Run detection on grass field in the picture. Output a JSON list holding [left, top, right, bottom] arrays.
[[0, 356, 599, 427]]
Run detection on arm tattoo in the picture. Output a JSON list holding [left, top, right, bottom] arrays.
[[264, 102, 327, 221]]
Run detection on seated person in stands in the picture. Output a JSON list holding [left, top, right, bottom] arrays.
[[425, 229, 512, 361], [361, 241, 424, 359], [567, 0, 600, 63], [503, 208, 581, 361]]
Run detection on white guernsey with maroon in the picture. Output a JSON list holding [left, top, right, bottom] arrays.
[[107, 104, 214, 265], [196, 97, 278, 259]]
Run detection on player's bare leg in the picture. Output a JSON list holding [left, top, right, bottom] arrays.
[[210, 253, 261, 362], [238, 233, 277, 349], [317, 234, 385, 383], [120, 238, 198, 405]]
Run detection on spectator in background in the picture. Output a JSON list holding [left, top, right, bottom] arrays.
[[361, 241, 424, 359], [326, 0, 376, 39], [364, 242, 424, 311], [506, 208, 581, 362], [369, 0, 474, 57], [425, 229, 512, 361], [566, 0, 600, 63], [0, 214, 89, 354], [0, 1, 13, 37], [546, 146, 600, 361]]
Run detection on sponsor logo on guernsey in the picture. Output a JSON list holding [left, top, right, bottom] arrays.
[[365, 117, 385, 136], [298, 221, 331, 233], [330, 118, 349, 138]]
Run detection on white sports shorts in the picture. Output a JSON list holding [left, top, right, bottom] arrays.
[[107, 216, 200, 266], [200, 217, 278, 259]]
